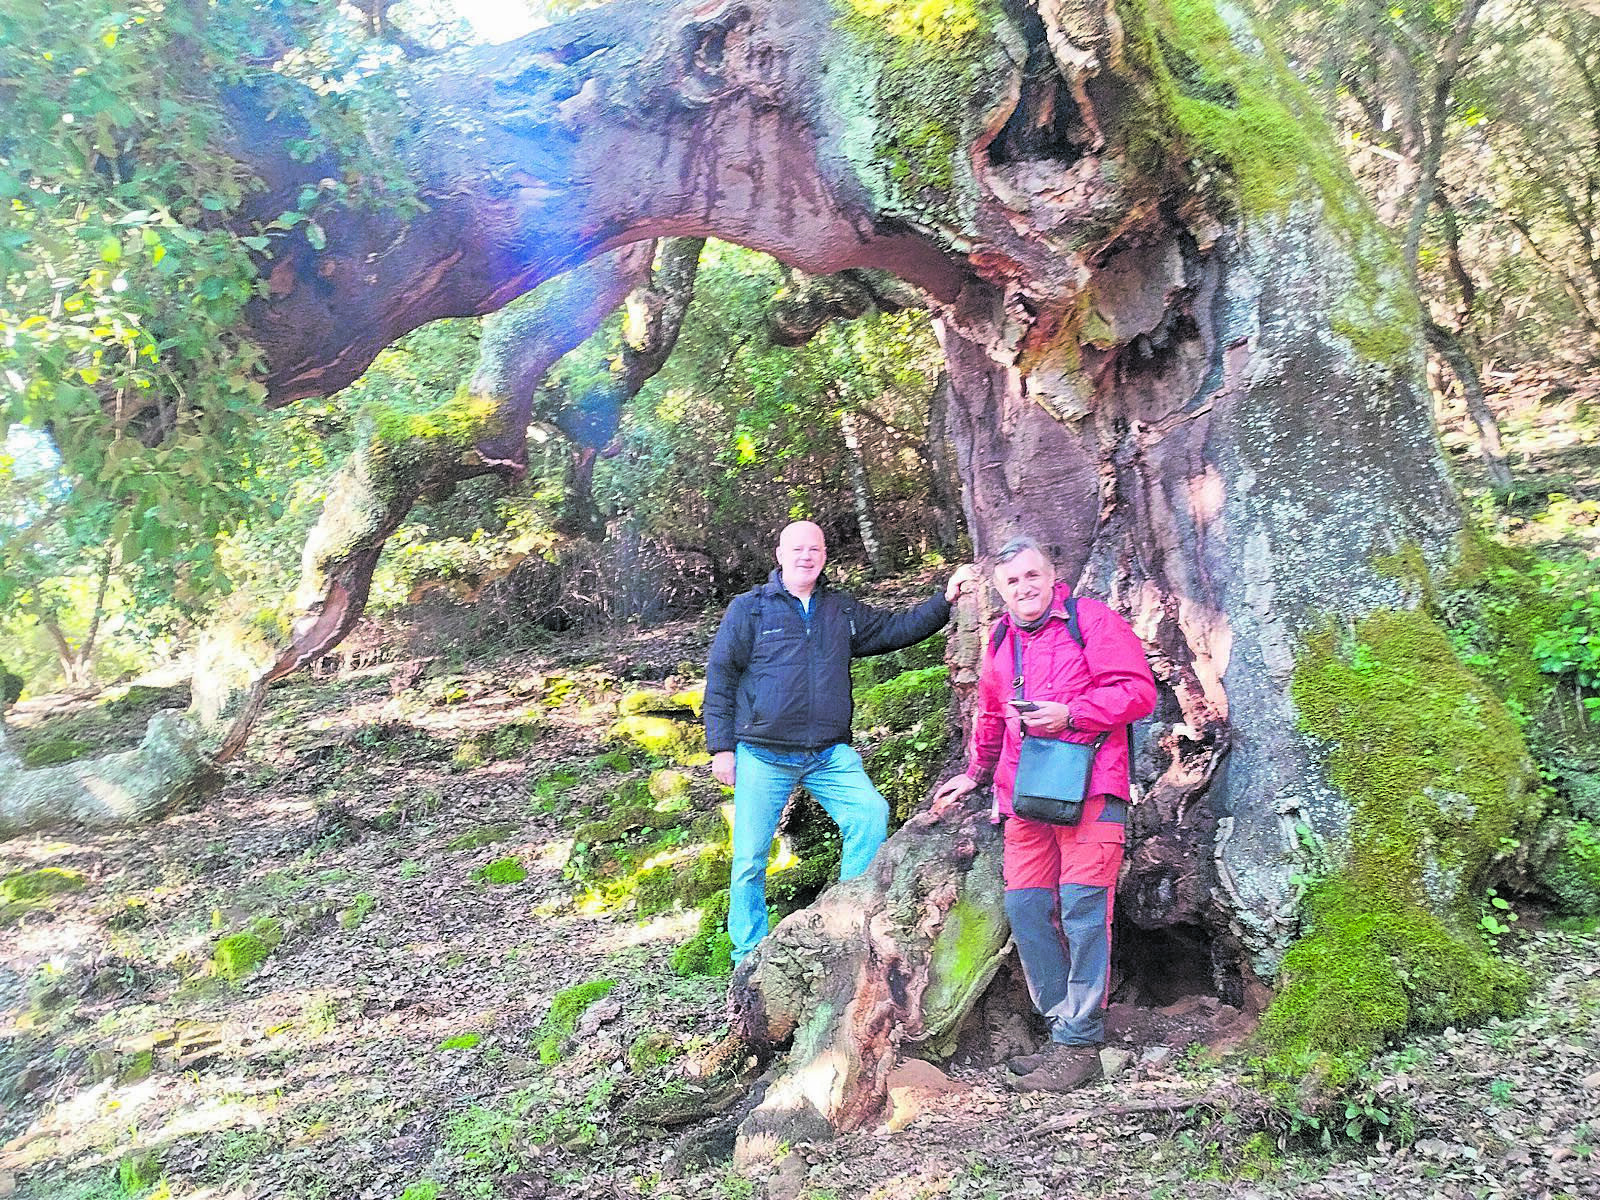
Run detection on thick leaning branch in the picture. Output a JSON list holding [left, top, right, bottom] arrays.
[[727, 789, 1008, 1162]]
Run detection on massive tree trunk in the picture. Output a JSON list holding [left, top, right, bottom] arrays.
[[193, 0, 1535, 1147]]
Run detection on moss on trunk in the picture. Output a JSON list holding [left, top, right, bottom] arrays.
[[1268, 606, 1542, 1077]]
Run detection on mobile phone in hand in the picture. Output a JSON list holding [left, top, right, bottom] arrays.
[[1009, 700, 1040, 713]]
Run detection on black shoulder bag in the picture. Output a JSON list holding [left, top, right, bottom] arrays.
[[1008, 598, 1108, 827]]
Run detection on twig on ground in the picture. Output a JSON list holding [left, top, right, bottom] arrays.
[[1017, 1087, 1240, 1138]]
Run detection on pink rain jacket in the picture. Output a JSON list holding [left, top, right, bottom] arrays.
[[966, 583, 1158, 818]]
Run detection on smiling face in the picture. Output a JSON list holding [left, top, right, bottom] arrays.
[[993, 547, 1056, 624], [776, 521, 827, 596]]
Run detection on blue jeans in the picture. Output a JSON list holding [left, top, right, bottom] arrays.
[[729, 741, 889, 963]]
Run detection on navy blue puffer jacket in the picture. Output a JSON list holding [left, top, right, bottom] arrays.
[[703, 570, 951, 754]]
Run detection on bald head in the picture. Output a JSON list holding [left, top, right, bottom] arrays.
[[776, 521, 827, 599]]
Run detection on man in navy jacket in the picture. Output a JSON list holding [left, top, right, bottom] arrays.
[[704, 520, 977, 964]]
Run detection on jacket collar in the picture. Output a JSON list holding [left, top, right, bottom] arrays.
[[1003, 581, 1073, 633]]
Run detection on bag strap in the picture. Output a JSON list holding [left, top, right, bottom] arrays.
[[1010, 611, 1107, 749]]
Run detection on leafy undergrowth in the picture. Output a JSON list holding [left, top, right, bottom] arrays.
[[2, 583, 1597, 1200]]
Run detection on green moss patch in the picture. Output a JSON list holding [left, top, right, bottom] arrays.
[[627, 1030, 678, 1073], [21, 736, 94, 768], [1114, 0, 1416, 367], [672, 891, 735, 978], [618, 687, 701, 718], [1271, 608, 1541, 1076], [573, 806, 655, 847], [1, 867, 86, 903], [213, 917, 284, 982], [828, 0, 1006, 216], [116, 1149, 163, 1194], [446, 823, 519, 852], [1261, 877, 1526, 1083], [438, 1032, 482, 1051], [472, 857, 527, 886], [1292, 609, 1539, 916], [851, 632, 947, 691], [535, 979, 617, 1063], [647, 768, 692, 810], [337, 892, 377, 929], [605, 715, 706, 764], [450, 719, 544, 772]]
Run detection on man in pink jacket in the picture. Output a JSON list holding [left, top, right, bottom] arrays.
[[934, 537, 1157, 1092]]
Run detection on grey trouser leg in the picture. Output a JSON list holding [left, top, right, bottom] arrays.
[[1004, 884, 1114, 1046], [1055, 883, 1113, 1045], [1004, 887, 1069, 1036]]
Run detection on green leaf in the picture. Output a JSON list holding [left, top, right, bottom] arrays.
[[241, 235, 270, 251], [305, 221, 326, 251], [99, 236, 122, 263]]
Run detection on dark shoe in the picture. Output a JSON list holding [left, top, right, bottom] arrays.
[[1005, 1040, 1093, 1075], [1004, 1046, 1053, 1074], [1011, 1045, 1103, 1093]]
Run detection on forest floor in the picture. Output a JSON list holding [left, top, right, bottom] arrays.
[[3, 376, 1600, 1200]]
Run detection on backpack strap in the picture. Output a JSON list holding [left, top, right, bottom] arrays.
[[999, 594, 1136, 776], [988, 596, 1086, 656]]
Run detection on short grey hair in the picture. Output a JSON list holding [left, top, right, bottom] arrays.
[[994, 536, 1047, 565]]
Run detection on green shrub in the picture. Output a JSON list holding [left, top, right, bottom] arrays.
[[854, 665, 950, 732], [1530, 570, 1600, 706], [116, 1149, 163, 1194], [850, 633, 948, 690], [1539, 819, 1600, 914]]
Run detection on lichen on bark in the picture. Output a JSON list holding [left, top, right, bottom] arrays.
[[1115, 0, 1419, 367]]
